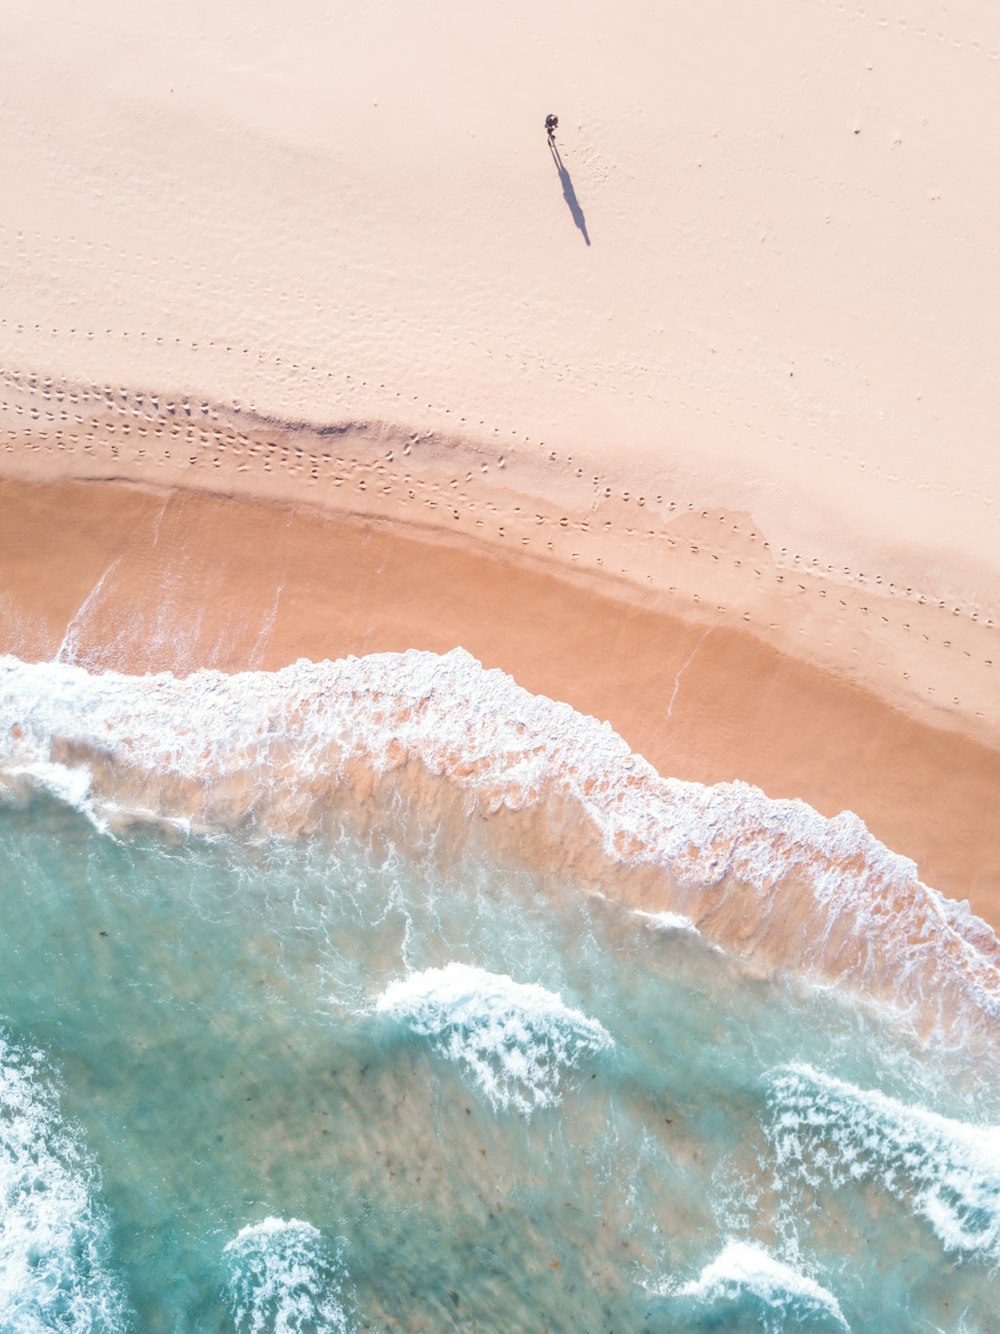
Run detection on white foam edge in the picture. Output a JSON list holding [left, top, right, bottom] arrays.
[[631, 908, 700, 934], [374, 962, 612, 1043], [768, 1061, 1000, 1256], [224, 1216, 322, 1250], [0, 648, 996, 1034], [0, 760, 194, 841], [1, 760, 100, 820], [223, 1217, 353, 1330], [0, 1034, 131, 1330], [773, 1061, 1000, 1155], [373, 963, 613, 1113], [669, 1241, 850, 1329]]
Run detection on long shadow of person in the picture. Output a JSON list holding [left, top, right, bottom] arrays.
[[548, 140, 591, 247]]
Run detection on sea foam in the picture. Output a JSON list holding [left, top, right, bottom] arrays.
[[767, 1064, 1000, 1262], [0, 1033, 131, 1331], [375, 963, 613, 1114], [223, 1217, 355, 1334], [0, 649, 996, 1039], [632, 908, 700, 934], [655, 1241, 850, 1331]]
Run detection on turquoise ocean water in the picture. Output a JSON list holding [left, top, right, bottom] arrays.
[[0, 653, 997, 1331]]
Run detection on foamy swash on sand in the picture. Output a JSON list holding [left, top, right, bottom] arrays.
[[1, 649, 996, 1041]]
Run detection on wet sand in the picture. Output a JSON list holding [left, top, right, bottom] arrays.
[[2, 470, 998, 930], [1, 0, 998, 936]]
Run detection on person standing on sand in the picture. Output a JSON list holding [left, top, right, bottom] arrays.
[[545, 113, 558, 142]]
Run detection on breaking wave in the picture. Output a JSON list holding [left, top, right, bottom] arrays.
[[767, 1064, 1000, 1262], [223, 1218, 355, 1334], [649, 1241, 850, 1332], [375, 963, 613, 1114], [0, 1032, 131, 1331], [0, 650, 996, 1039]]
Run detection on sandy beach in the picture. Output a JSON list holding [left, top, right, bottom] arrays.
[[2, 9, 1000, 1322], [2, 0, 999, 924]]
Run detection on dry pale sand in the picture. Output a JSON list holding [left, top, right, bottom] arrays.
[[1, 3, 998, 924]]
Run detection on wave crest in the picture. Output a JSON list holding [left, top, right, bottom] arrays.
[[767, 1064, 1000, 1262], [223, 1218, 354, 1334], [0, 649, 996, 1039], [653, 1241, 850, 1332], [0, 1033, 131, 1331], [375, 963, 613, 1114]]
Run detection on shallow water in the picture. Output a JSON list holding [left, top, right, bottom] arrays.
[[0, 786, 997, 1331]]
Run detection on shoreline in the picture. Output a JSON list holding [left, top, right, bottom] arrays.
[[3, 648, 997, 1046], [2, 2, 999, 1322], [2, 377, 998, 749], [2, 0, 999, 961], [2, 460, 999, 932]]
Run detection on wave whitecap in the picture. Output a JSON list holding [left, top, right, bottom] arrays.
[[0, 650, 996, 1040], [767, 1064, 1000, 1262], [0, 1033, 131, 1331], [375, 963, 613, 1114], [651, 1241, 850, 1332], [223, 1218, 355, 1334]]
